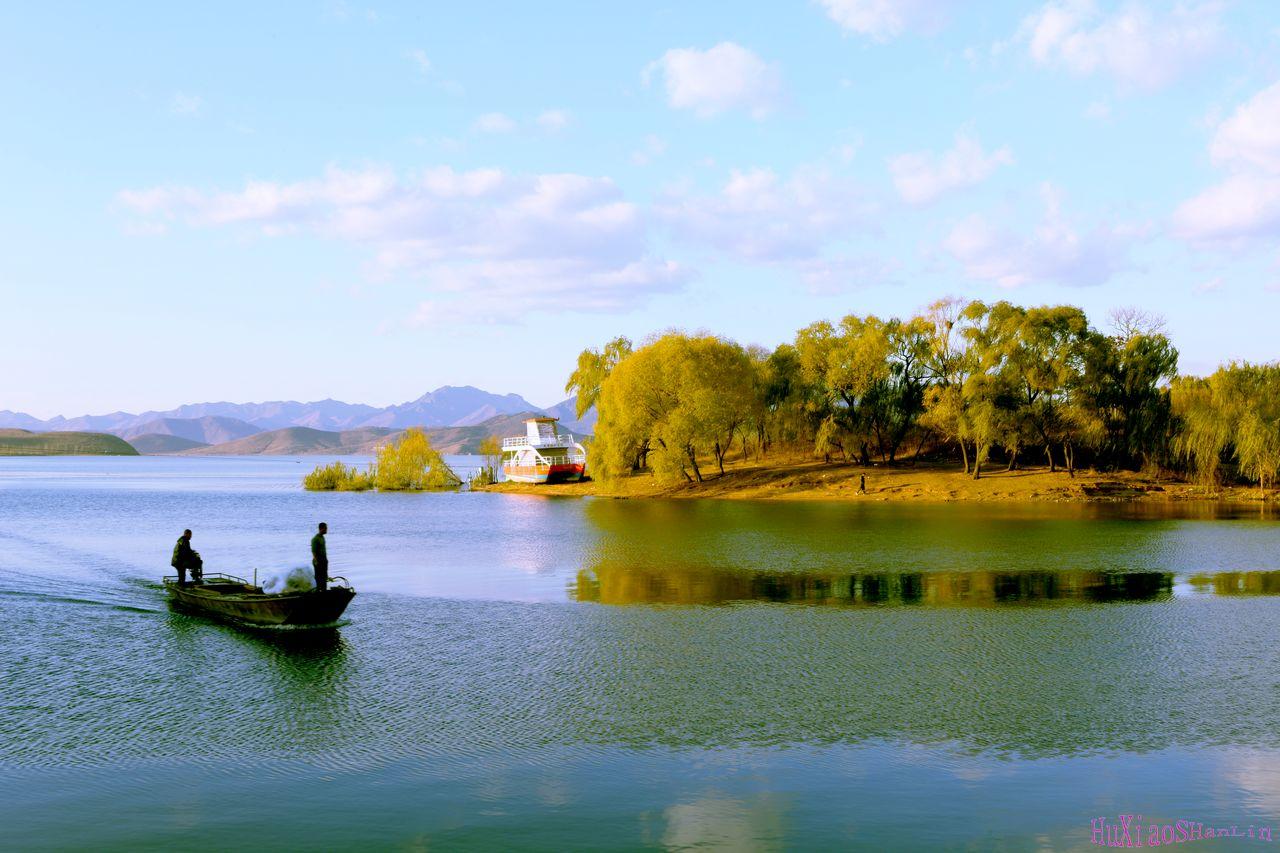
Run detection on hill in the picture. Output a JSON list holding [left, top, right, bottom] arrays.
[[179, 413, 589, 456], [542, 397, 596, 434], [119, 415, 261, 445], [422, 412, 590, 454], [183, 426, 398, 456], [0, 429, 139, 456], [129, 433, 209, 454], [0, 385, 573, 435]]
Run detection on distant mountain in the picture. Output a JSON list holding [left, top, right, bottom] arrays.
[[542, 397, 597, 434], [178, 413, 589, 457], [0, 386, 596, 438], [119, 416, 262, 445], [129, 434, 209, 454], [0, 410, 46, 430], [184, 427, 398, 456], [354, 386, 543, 429], [422, 412, 590, 454], [152, 399, 385, 431], [0, 429, 138, 456]]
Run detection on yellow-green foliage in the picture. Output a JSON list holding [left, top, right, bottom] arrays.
[[469, 435, 502, 486], [303, 460, 375, 491], [1174, 363, 1280, 489], [591, 332, 755, 483], [373, 428, 461, 491]]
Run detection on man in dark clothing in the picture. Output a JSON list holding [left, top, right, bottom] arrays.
[[171, 529, 203, 586], [311, 522, 328, 592]]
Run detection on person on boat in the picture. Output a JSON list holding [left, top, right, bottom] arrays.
[[171, 529, 203, 586], [311, 522, 328, 592]]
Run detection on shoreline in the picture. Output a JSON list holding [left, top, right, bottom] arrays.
[[474, 457, 1278, 505]]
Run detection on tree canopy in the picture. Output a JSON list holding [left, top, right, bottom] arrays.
[[568, 298, 1275, 491]]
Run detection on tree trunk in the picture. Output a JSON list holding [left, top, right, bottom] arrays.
[[859, 443, 871, 465], [1064, 442, 1075, 477], [973, 453, 982, 480], [911, 428, 931, 465], [960, 439, 970, 475], [1045, 444, 1056, 473], [1006, 448, 1019, 472], [714, 441, 726, 476], [686, 447, 703, 483]]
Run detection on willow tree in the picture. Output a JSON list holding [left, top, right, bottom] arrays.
[[1175, 363, 1280, 490], [749, 343, 814, 457], [1085, 322, 1179, 470], [590, 333, 758, 483], [565, 336, 633, 420], [795, 316, 893, 464], [964, 301, 1093, 473], [373, 428, 461, 490], [920, 298, 980, 472]]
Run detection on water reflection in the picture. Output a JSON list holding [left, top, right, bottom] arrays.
[[570, 566, 1280, 607], [1187, 571, 1280, 595]]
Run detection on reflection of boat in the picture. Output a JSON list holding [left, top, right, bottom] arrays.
[[164, 572, 356, 627], [501, 417, 586, 484]]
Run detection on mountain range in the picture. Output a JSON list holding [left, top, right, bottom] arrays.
[[0, 386, 596, 444]]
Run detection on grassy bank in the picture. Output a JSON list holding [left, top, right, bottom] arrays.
[[474, 454, 1276, 504], [0, 429, 138, 456]]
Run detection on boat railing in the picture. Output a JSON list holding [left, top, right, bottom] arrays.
[[502, 434, 577, 449], [164, 571, 250, 586]]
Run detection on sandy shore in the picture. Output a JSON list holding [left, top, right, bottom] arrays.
[[474, 455, 1277, 504]]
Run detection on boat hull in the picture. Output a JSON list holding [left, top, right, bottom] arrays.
[[164, 578, 355, 627], [503, 462, 585, 484]]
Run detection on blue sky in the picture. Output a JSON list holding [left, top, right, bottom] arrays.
[[3, 1, 1279, 418]]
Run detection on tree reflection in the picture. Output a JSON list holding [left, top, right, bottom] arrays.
[[570, 564, 1186, 607]]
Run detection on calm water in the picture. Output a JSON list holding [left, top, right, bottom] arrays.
[[2, 457, 1280, 851]]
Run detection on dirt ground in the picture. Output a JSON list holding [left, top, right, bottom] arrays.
[[475, 453, 1278, 504]]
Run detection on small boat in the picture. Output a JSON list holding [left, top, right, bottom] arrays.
[[164, 572, 356, 627], [501, 417, 587, 484]]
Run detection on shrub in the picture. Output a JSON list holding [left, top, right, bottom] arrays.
[[303, 461, 375, 491], [372, 428, 462, 491]]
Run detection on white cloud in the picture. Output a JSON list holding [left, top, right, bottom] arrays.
[[1210, 81, 1280, 174], [644, 42, 783, 119], [655, 166, 886, 289], [117, 166, 687, 321], [657, 167, 873, 262], [1194, 275, 1223, 294], [408, 49, 431, 74], [817, 0, 953, 41], [1174, 80, 1280, 245], [473, 112, 516, 134], [171, 92, 202, 116], [1173, 174, 1280, 243], [1018, 0, 1222, 91], [943, 183, 1132, 287], [888, 131, 1012, 204], [536, 109, 571, 132]]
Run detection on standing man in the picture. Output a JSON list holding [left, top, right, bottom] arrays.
[[311, 522, 329, 592], [171, 529, 203, 586]]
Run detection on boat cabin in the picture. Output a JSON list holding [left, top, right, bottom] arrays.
[[501, 417, 587, 484]]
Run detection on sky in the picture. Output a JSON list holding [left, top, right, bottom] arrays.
[[2, 1, 1279, 419]]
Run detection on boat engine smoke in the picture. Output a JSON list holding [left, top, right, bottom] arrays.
[[261, 567, 316, 594]]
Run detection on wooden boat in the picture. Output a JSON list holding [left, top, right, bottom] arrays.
[[164, 572, 355, 627]]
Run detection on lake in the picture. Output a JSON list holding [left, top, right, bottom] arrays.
[[2, 456, 1279, 850]]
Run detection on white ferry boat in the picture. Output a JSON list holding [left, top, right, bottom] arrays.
[[501, 417, 587, 484]]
